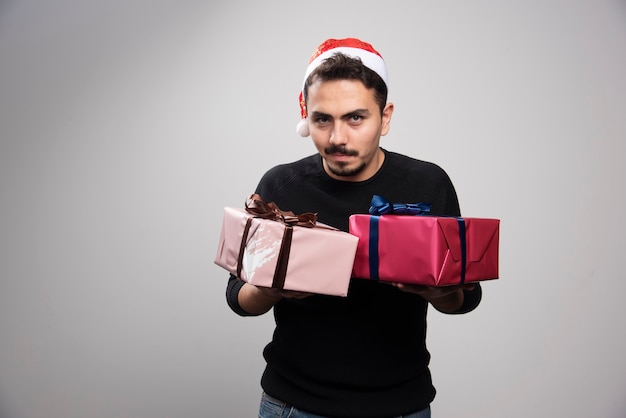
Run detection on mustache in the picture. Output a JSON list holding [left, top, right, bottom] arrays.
[[324, 145, 358, 156]]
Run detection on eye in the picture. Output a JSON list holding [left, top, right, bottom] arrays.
[[348, 114, 365, 124], [314, 115, 330, 124]]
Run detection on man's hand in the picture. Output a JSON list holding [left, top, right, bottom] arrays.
[[238, 283, 313, 315], [390, 282, 476, 313]]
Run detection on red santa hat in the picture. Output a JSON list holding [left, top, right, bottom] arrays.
[[296, 38, 389, 137]]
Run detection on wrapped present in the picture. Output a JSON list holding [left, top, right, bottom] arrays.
[[349, 195, 499, 286], [214, 194, 359, 297]]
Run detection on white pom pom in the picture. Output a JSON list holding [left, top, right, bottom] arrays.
[[296, 118, 310, 137]]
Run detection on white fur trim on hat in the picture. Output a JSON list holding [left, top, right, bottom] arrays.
[[302, 46, 388, 91]]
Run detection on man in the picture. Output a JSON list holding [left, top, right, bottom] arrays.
[[226, 38, 482, 418]]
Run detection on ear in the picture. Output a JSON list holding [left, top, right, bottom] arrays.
[[380, 102, 394, 136]]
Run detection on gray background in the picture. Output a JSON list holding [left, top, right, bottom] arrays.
[[1, 1, 625, 417]]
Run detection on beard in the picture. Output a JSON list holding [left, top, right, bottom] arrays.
[[323, 145, 365, 177], [326, 160, 366, 177]]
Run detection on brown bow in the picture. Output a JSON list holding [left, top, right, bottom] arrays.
[[245, 194, 317, 228]]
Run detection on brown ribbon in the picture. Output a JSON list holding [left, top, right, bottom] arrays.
[[237, 194, 319, 289], [245, 193, 318, 228]]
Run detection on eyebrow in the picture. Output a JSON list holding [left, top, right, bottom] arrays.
[[310, 108, 372, 120]]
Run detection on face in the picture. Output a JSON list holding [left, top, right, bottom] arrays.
[[306, 79, 394, 182]]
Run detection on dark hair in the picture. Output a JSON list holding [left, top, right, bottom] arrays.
[[303, 53, 388, 115]]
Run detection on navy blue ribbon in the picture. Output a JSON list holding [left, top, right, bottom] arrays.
[[369, 194, 431, 216], [369, 216, 380, 280], [457, 218, 467, 284]]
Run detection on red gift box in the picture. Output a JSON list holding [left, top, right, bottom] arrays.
[[349, 196, 499, 286], [214, 194, 359, 296]]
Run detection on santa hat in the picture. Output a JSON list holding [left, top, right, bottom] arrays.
[[296, 38, 389, 137]]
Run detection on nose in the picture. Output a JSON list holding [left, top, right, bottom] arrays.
[[329, 121, 348, 145]]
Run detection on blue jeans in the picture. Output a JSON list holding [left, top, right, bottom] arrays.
[[259, 392, 431, 418]]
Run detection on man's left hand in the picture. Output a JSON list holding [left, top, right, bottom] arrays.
[[390, 282, 475, 313]]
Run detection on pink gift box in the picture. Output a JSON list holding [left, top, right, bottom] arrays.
[[214, 202, 359, 297], [349, 214, 499, 286]]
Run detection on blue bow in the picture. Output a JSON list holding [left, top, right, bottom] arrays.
[[369, 195, 432, 216]]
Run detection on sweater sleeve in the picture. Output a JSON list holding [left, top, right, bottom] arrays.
[[225, 274, 264, 317]]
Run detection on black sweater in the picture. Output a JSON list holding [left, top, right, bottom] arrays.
[[226, 149, 482, 417]]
